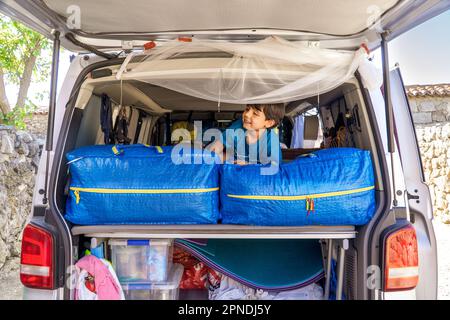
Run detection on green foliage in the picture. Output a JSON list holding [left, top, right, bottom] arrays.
[[0, 13, 54, 127], [0, 14, 51, 85], [0, 99, 37, 129]]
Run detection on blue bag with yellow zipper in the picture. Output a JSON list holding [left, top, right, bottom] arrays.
[[220, 148, 376, 226], [65, 144, 221, 225]]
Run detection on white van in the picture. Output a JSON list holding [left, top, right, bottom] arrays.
[[2, 0, 448, 300]]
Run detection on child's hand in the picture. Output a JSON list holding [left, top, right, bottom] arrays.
[[234, 160, 248, 165]]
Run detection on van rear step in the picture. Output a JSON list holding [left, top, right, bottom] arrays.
[[71, 224, 356, 239]]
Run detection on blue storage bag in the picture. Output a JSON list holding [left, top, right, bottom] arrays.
[[65, 144, 221, 225], [220, 148, 376, 226]]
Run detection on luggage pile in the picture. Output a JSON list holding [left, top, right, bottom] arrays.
[[75, 237, 326, 300], [65, 144, 375, 226]]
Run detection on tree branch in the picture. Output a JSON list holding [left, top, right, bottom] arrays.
[[0, 67, 11, 115], [16, 39, 42, 109]]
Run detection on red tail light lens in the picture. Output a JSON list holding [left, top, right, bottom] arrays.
[[20, 224, 54, 289], [384, 224, 419, 291]]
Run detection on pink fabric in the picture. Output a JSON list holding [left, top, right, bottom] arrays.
[[75, 255, 122, 300]]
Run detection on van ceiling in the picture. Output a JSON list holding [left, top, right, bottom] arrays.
[[92, 80, 244, 112], [44, 0, 399, 36], [130, 82, 245, 111]]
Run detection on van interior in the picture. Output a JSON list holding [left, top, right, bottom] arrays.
[[54, 57, 385, 300]]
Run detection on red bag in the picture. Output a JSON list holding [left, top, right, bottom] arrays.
[[173, 246, 209, 289]]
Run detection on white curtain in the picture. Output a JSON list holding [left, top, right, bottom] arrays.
[[120, 36, 381, 104]]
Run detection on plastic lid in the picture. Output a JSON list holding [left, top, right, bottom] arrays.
[[121, 264, 184, 291], [109, 239, 173, 247]]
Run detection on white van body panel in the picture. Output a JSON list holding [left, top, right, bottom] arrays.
[[368, 88, 407, 209], [387, 68, 438, 300], [22, 287, 60, 300]]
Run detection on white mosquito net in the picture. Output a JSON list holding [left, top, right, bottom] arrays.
[[119, 36, 382, 105]]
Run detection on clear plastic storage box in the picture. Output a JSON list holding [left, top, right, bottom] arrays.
[[109, 239, 173, 283], [121, 263, 184, 300]]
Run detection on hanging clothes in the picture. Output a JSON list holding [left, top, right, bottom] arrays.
[[290, 115, 304, 148], [113, 107, 132, 144], [100, 94, 114, 144]]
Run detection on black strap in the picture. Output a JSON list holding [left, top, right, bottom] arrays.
[[133, 110, 145, 144], [114, 108, 131, 144], [165, 113, 171, 146], [100, 94, 114, 144]]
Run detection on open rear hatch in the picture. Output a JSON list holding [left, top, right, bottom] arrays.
[[1, 0, 449, 52], [6, 0, 445, 300]]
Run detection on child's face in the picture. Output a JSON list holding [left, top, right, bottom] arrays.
[[242, 106, 275, 131]]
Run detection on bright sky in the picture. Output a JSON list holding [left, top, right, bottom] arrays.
[[5, 9, 450, 108], [372, 9, 450, 85]]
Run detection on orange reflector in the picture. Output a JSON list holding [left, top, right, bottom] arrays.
[[178, 37, 192, 42], [384, 225, 419, 291], [144, 41, 156, 50]]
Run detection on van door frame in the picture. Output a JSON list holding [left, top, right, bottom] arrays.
[[47, 57, 125, 299], [51, 54, 397, 300], [354, 72, 392, 300]]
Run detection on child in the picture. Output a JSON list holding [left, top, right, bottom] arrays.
[[208, 103, 285, 164]]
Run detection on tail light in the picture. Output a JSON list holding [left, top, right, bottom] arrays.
[[384, 224, 419, 291], [20, 224, 54, 289]]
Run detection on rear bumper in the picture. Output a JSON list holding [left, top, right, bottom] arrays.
[[23, 287, 61, 300]]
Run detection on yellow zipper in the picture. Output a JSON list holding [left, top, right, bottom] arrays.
[[71, 186, 219, 204], [70, 187, 219, 204], [71, 186, 219, 194], [74, 190, 80, 204], [226, 185, 375, 201]]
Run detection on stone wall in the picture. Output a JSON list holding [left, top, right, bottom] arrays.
[[409, 96, 450, 124], [415, 122, 450, 223], [23, 113, 48, 137], [0, 125, 44, 269], [407, 95, 450, 223]]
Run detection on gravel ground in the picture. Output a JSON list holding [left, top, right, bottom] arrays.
[[0, 258, 22, 300], [0, 221, 449, 300]]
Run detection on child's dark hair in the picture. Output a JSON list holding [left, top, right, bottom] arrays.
[[247, 103, 285, 128]]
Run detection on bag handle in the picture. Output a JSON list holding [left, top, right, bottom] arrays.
[[112, 144, 163, 156]]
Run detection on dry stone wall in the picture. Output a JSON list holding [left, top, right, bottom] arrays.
[[0, 125, 44, 269], [415, 122, 450, 223]]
